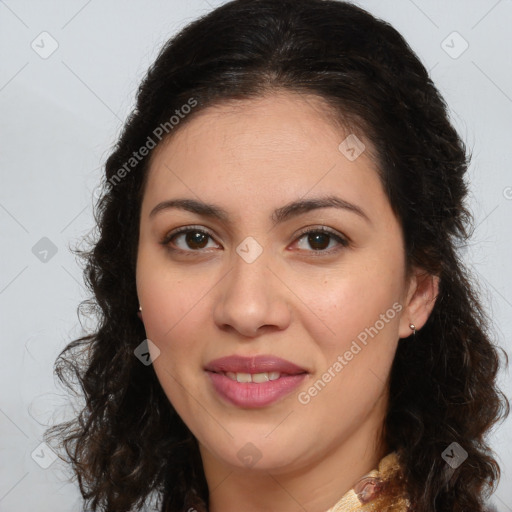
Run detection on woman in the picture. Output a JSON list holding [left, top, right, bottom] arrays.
[[46, 1, 509, 511]]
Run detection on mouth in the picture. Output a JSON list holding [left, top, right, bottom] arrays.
[[204, 355, 308, 408], [208, 370, 305, 383], [204, 354, 308, 375]]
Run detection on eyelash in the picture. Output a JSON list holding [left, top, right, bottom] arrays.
[[160, 225, 350, 256]]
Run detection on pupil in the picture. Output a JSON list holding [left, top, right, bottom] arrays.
[[186, 231, 208, 249], [308, 233, 329, 250]]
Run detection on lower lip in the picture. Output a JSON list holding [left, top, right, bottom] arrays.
[[206, 371, 307, 408]]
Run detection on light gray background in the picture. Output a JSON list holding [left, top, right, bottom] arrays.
[[1, 1, 511, 510]]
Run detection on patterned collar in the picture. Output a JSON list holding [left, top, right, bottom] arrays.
[[325, 452, 410, 512]]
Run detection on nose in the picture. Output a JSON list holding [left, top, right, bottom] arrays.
[[213, 249, 292, 338]]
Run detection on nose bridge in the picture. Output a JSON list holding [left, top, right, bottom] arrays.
[[226, 233, 273, 291], [213, 239, 291, 335], [231, 246, 271, 295]]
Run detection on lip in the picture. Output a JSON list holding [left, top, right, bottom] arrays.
[[204, 354, 307, 375], [204, 355, 308, 408], [206, 372, 308, 408]]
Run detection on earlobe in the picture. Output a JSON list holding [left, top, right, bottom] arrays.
[[399, 270, 439, 339], [137, 305, 143, 320]]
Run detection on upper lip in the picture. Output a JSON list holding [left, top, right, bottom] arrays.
[[204, 355, 308, 375]]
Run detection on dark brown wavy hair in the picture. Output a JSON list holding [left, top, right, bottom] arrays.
[[45, 1, 509, 511]]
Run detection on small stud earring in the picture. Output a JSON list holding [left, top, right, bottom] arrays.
[[409, 323, 416, 336], [137, 305, 143, 319]]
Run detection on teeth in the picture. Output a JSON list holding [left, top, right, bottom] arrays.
[[252, 372, 269, 383], [224, 371, 282, 382]]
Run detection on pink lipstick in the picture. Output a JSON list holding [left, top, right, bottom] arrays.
[[204, 355, 308, 408]]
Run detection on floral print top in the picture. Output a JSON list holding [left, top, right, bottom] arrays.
[[325, 452, 410, 512]]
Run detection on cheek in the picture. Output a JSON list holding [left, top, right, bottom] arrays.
[[139, 290, 207, 382], [297, 261, 404, 353], [136, 249, 215, 342], [139, 287, 210, 423], [295, 273, 402, 428]]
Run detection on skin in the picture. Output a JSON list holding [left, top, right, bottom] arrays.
[[136, 92, 438, 512]]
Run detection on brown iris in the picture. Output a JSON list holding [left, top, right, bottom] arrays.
[[307, 232, 330, 250], [185, 231, 209, 249]]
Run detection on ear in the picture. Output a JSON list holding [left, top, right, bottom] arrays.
[[398, 268, 439, 339]]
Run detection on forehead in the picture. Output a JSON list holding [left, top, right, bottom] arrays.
[[152, 92, 365, 159], [141, 92, 387, 220]]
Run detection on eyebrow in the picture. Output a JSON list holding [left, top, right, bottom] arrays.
[[149, 196, 371, 226]]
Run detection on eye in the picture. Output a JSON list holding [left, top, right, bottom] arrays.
[[161, 226, 220, 252], [293, 227, 349, 253], [160, 225, 349, 255]]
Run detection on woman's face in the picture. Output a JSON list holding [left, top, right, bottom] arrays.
[[136, 92, 427, 476]]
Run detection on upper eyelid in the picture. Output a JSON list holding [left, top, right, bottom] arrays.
[[162, 225, 219, 244], [294, 225, 348, 240], [163, 225, 348, 249]]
